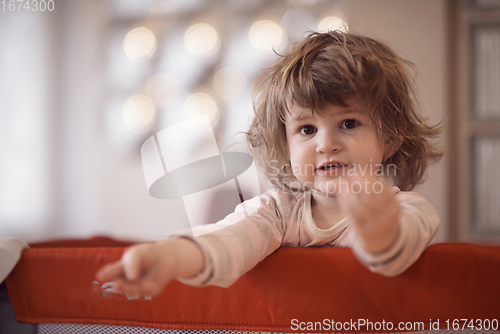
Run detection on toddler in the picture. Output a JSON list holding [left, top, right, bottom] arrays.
[[97, 31, 442, 296]]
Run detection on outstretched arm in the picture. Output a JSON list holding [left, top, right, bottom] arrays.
[[342, 174, 401, 254], [96, 238, 204, 297], [97, 192, 284, 292], [341, 174, 439, 276]]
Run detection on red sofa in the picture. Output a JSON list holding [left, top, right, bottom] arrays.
[[5, 237, 500, 333]]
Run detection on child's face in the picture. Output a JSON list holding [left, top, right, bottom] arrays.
[[284, 101, 384, 195]]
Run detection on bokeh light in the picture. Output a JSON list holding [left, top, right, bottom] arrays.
[[213, 67, 247, 100], [183, 92, 220, 126], [318, 16, 348, 33], [123, 27, 157, 62], [184, 23, 221, 57], [146, 73, 179, 106], [249, 20, 286, 52], [123, 95, 156, 132]]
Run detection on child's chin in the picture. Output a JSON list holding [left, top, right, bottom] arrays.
[[315, 180, 343, 196]]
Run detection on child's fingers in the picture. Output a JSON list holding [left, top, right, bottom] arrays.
[[122, 247, 143, 281], [138, 278, 165, 297], [118, 270, 173, 297], [96, 260, 125, 282], [96, 246, 149, 283], [344, 192, 373, 227], [340, 174, 397, 225], [97, 265, 153, 297], [138, 260, 176, 296], [110, 277, 131, 293], [97, 241, 176, 297], [112, 276, 158, 296], [121, 242, 157, 281], [346, 174, 392, 202], [119, 243, 175, 296]]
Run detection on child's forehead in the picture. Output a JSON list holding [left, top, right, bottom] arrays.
[[286, 102, 370, 120]]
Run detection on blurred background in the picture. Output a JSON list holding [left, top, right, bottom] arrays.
[[0, 0, 499, 243]]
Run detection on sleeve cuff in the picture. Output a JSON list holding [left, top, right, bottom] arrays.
[[166, 232, 215, 287], [351, 219, 408, 270]]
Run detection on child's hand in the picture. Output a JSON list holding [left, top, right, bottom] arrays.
[[340, 174, 401, 254], [96, 238, 205, 297]]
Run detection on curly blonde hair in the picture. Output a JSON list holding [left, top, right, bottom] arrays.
[[246, 30, 442, 192]]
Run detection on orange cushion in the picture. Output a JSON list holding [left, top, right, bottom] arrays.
[[6, 239, 500, 332]]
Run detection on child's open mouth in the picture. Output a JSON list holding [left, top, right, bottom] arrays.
[[316, 162, 352, 176], [320, 163, 344, 170]]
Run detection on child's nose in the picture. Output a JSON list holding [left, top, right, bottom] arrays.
[[316, 132, 341, 154]]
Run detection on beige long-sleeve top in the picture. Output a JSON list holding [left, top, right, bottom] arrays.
[[171, 187, 439, 288]]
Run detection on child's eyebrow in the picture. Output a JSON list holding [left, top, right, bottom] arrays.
[[288, 113, 312, 121], [288, 108, 362, 122]]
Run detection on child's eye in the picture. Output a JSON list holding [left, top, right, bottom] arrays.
[[300, 125, 317, 135], [340, 119, 359, 129]]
